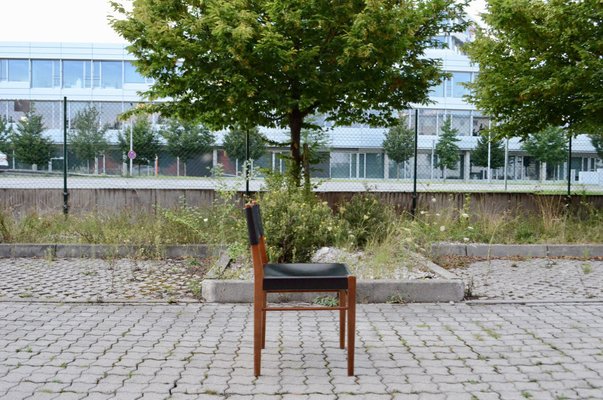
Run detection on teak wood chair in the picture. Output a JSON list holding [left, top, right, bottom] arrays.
[[245, 202, 356, 377]]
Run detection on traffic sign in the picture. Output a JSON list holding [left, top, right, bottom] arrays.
[[127, 150, 137, 160]]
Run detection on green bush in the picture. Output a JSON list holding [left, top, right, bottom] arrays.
[[337, 192, 395, 248], [259, 173, 343, 262]]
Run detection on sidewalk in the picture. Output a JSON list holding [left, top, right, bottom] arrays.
[[0, 256, 602, 399]]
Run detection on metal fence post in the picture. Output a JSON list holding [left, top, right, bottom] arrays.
[[63, 96, 69, 215], [412, 108, 418, 218]]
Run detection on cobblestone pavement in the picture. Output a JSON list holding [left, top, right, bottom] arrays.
[[0, 258, 208, 301], [1, 302, 602, 399], [453, 259, 603, 301]]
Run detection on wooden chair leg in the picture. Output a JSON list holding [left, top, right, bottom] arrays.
[[262, 293, 267, 349], [253, 289, 263, 377], [347, 276, 356, 376], [339, 290, 346, 349]]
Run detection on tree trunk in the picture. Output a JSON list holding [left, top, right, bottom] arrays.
[[288, 109, 303, 187], [302, 142, 311, 195]]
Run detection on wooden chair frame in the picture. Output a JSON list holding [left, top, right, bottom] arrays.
[[245, 202, 356, 377]]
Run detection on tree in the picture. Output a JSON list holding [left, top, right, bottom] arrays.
[[110, 0, 467, 186], [471, 134, 505, 172], [222, 126, 266, 164], [464, 0, 603, 139], [12, 109, 53, 169], [522, 126, 568, 181], [435, 117, 460, 180], [69, 106, 109, 174], [0, 116, 12, 155], [160, 118, 215, 176], [590, 135, 603, 161], [383, 117, 415, 179], [117, 118, 161, 172]]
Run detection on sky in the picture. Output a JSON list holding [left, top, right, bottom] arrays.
[[0, 0, 487, 44]]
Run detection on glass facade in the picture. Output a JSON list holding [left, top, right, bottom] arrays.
[[1, 58, 145, 88]]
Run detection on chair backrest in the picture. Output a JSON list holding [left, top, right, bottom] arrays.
[[245, 202, 268, 279]]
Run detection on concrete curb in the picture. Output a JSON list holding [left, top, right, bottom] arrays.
[[0, 244, 219, 259], [201, 279, 464, 303], [201, 261, 465, 304], [431, 243, 603, 258]]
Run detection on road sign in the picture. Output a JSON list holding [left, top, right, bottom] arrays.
[[127, 150, 137, 160]]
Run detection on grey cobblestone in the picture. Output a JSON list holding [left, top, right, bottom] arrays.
[[1, 303, 601, 399], [454, 259, 603, 300], [0, 258, 206, 301]]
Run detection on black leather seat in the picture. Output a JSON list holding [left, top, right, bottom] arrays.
[[263, 262, 351, 291]]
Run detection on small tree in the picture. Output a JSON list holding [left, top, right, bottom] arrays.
[[69, 106, 109, 174], [383, 117, 415, 179], [471, 134, 505, 178], [160, 118, 215, 176], [118, 118, 161, 174], [223, 126, 266, 175], [0, 116, 12, 155], [435, 117, 460, 180], [522, 126, 568, 182], [590, 134, 603, 161], [12, 109, 53, 170]]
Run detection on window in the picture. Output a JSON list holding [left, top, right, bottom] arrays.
[[419, 109, 438, 135], [331, 153, 351, 178], [365, 153, 384, 179], [3, 59, 29, 82], [0, 60, 6, 81], [63, 60, 92, 88], [452, 72, 471, 98], [429, 80, 445, 97], [472, 113, 489, 136], [448, 110, 471, 136], [93, 61, 122, 89], [124, 61, 145, 84], [32, 60, 60, 88]]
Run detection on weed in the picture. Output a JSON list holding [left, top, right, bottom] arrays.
[[521, 391, 533, 399], [313, 295, 338, 307], [478, 324, 501, 339], [187, 279, 203, 300], [581, 263, 592, 274], [59, 363, 68, 368], [386, 293, 406, 304]]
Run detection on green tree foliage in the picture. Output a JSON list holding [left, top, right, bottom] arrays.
[[118, 118, 161, 167], [435, 117, 460, 179], [383, 117, 415, 179], [522, 126, 568, 166], [222, 126, 266, 163], [160, 118, 215, 175], [110, 0, 467, 186], [464, 0, 603, 139], [471, 134, 505, 170], [589, 134, 603, 160], [0, 116, 12, 155], [12, 110, 53, 169], [69, 106, 109, 173]]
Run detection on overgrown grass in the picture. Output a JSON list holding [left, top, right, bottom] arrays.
[[0, 192, 601, 258]]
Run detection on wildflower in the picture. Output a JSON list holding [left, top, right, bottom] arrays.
[[461, 213, 469, 219], [468, 226, 474, 230], [439, 225, 446, 232], [203, 218, 208, 223], [463, 237, 470, 242], [363, 215, 369, 220], [420, 211, 427, 215], [436, 213, 441, 217], [431, 197, 437, 203]]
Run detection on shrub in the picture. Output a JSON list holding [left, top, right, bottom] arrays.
[[337, 192, 395, 248], [259, 173, 342, 262]]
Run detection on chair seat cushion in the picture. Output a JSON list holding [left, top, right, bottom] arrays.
[[263, 263, 350, 291]]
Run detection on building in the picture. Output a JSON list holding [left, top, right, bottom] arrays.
[[0, 38, 601, 184]]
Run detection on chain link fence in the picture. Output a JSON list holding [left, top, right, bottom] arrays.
[[1, 99, 602, 198]]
